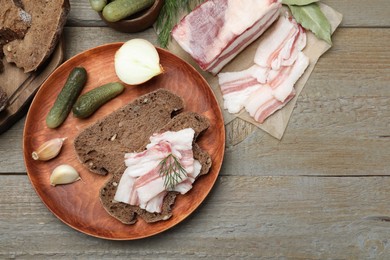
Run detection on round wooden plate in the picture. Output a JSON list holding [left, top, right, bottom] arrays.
[[23, 43, 225, 240]]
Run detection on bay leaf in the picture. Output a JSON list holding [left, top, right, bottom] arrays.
[[282, 0, 318, 5], [288, 3, 332, 45]]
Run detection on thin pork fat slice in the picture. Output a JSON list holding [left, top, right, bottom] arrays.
[[171, 0, 282, 74], [271, 51, 309, 102], [246, 88, 296, 123], [114, 128, 202, 214], [218, 65, 271, 113], [218, 14, 309, 123], [244, 43, 309, 123], [254, 14, 306, 70]]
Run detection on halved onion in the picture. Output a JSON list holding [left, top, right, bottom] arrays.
[[115, 39, 163, 85]]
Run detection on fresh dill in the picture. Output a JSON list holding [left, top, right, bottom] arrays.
[[158, 153, 187, 190], [155, 0, 205, 48]]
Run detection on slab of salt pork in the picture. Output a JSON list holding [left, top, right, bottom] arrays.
[[171, 0, 282, 75]]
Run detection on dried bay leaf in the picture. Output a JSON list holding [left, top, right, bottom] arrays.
[[288, 3, 332, 45], [282, 0, 318, 5]]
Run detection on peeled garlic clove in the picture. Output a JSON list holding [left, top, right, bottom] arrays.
[[115, 39, 163, 85], [32, 137, 66, 161], [50, 164, 81, 186]]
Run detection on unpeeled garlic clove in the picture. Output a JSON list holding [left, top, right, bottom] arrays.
[[50, 164, 81, 186], [32, 137, 66, 161], [114, 39, 163, 85]]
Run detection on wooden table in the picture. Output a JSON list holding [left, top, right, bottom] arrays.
[[1, 0, 389, 258]]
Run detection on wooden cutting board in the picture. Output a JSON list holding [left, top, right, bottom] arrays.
[[0, 38, 65, 134]]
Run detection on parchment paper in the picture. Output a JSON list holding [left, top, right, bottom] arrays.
[[165, 3, 343, 139]]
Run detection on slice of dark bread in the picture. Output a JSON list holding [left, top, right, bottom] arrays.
[[74, 89, 185, 176], [99, 111, 211, 224], [3, 0, 69, 72]]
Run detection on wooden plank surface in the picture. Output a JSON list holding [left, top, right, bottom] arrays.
[[1, 175, 390, 259], [1, 0, 389, 258]]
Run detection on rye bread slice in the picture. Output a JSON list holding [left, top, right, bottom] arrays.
[[74, 89, 184, 176], [99, 111, 211, 224], [3, 0, 69, 72]]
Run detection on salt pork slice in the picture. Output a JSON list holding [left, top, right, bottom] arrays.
[[171, 0, 282, 74], [218, 13, 309, 124], [114, 128, 202, 214], [254, 14, 306, 70]]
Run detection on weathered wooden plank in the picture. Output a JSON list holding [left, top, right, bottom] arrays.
[[0, 118, 26, 174], [322, 0, 390, 27], [67, 0, 105, 27], [63, 27, 157, 59], [1, 175, 390, 258], [67, 0, 390, 28]]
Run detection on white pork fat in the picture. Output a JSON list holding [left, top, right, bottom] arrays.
[[114, 128, 202, 213]]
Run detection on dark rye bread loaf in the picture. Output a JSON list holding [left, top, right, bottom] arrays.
[[74, 89, 185, 176], [0, 0, 31, 45], [99, 111, 211, 224], [0, 0, 31, 46], [0, 0, 31, 67], [3, 0, 69, 72]]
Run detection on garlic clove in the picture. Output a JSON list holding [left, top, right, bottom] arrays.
[[115, 39, 163, 85], [50, 164, 81, 186], [32, 137, 66, 161]]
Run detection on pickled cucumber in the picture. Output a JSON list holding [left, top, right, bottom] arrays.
[[46, 67, 87, 128], [89, 0, 107, 12], [102, 0, 155, 22], [72, 82, 124, 118]]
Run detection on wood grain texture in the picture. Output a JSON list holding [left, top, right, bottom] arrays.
[[67, 0, 390, 28], [63, 27, 158, 59], [1, 1, 390, 257], [67, 0, 105, 27], [2, 175, 390, 259], [0, 118, 25, 174]]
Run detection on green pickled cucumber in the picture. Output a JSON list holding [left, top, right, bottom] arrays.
[[46, 67, 87, 128], [102, 0, 155, 22], [89, 0, 107, 12], [72, 82, 124, 118]]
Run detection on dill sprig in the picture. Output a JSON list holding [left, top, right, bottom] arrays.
[[155, 0, 205, 48], [158, 153, 187, 190]]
